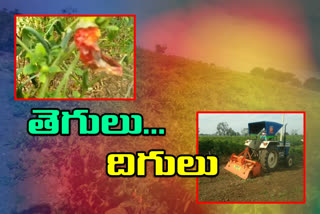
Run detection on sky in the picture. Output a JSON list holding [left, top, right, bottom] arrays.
[[4, 0, 320, 79], [198, 113, 304, 135]]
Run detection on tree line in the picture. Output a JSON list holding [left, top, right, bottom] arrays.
[[153, 45, 320, 93], [199, 122, 300, 136], [250, 67, 320, 92]]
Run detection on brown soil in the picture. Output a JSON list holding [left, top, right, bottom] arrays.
[[198, 158, 304, 202]]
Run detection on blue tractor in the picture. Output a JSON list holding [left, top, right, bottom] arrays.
[[225, 121, 294, 179], [245, 121, 293, 172]]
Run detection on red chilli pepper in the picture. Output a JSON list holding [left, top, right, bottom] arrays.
[[74, 27, 123, 76]]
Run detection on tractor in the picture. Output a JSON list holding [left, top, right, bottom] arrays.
[[224, 121, 293, 179]]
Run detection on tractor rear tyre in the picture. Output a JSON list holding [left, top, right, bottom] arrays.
[[260, 147, 279, 172], [286, 155, 293, 167]]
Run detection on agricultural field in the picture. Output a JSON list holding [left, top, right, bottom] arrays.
[[15, 16, 134, 99], [198, 163, 304, 202], [198, 135, 304, 202]]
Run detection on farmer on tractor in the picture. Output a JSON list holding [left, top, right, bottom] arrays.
[[260, 131, 267, 141]]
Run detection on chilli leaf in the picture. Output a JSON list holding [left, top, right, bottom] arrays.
[[23, 64, 37, 75]]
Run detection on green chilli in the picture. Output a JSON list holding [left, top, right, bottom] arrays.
[[22, 26, 50, 54]]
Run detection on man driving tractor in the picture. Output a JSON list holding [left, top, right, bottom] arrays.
[[260, 131, 267, 141]]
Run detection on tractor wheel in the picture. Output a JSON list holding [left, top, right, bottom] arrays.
[[260, 146, 279, 172], [286, 155, 293, 167]]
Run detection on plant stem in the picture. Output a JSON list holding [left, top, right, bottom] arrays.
[[52, 42, 76, 67], [54, 53, 80, 98], [70, 74, 81, 85], [16, 37, 32, 54], [38, 74, 51, 98], [125, 81, 134, 98], [21, 73, 40, 87], [119, 54, 127, 65], [65, 18, 80, 30], [88, 72, 107, 87], [38, 42, 77, 99]]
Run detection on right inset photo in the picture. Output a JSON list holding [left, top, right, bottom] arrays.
[[197, 111, 305, 203]]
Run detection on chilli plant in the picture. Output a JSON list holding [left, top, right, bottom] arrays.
[[16, 16, 134, 99]]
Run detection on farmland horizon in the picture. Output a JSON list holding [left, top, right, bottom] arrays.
[[136, 45, 320, 82]]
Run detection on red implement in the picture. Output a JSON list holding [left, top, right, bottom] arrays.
[[224, 147, 261, 179]]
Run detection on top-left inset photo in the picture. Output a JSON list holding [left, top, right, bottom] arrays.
[[14, 15, 136, 100]]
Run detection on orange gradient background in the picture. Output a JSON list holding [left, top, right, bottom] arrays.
[[139, 0, 317, 80]]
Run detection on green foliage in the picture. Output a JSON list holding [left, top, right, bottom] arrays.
[[23, 64, 37, 75], [286, 135, 304, 146], [155, 44, 167, 54], [303, 77, 320, 92], [16, 16, 134, 99], [286, 135, 304, 162], [199, 135, 304, 157], [199, 136, 247, 156], [250, 67, 302, 87], [216, 122, 239, 136]]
